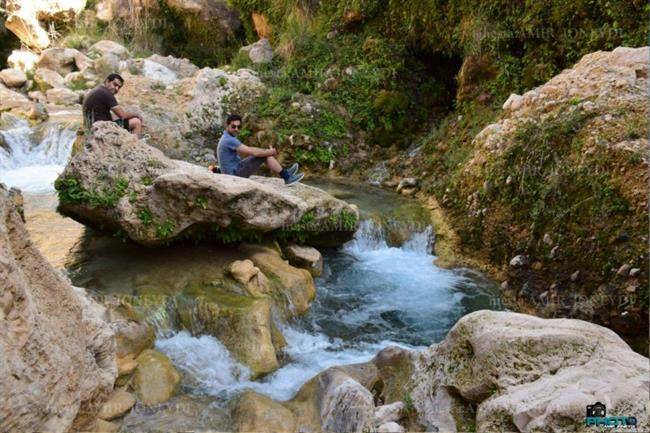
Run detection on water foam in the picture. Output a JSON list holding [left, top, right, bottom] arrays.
[[155, 221, 486, 402], [0, 116, 76, 193]]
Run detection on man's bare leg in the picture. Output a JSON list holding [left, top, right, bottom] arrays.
[[128, 117, 143, 137], [266, 156, 283, 173]]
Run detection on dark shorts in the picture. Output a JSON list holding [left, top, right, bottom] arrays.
[[114, 118, 131, 131], [234, 156, 266, 178]]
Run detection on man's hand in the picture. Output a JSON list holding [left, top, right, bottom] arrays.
[[268, 147, 278, 157]]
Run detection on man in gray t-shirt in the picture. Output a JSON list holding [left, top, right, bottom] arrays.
[[216, 114, 304, 185]]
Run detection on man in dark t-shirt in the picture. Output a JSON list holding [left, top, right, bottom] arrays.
[[82, 73, 143, 137]]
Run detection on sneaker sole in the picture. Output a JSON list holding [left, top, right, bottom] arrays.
[[285, 173, 304, 185]]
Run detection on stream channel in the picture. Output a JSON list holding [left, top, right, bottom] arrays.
[[1, 116, 501, 429]]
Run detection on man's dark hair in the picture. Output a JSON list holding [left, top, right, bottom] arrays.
[[105, 73, 124, 84], [226, 114, 242, 124]]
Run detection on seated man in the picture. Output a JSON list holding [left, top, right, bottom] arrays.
[[217, 114, 304, 185], [82, 73, 144, 137]]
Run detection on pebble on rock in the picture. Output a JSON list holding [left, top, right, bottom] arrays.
[[617, 264, 631, 276], [377, 422, 406, 433]]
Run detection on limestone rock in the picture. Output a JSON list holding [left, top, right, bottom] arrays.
[[0, 185, 116, 432], [46, 87, 81, 105], [116, 355, 138, 376], [88, 40, 130, 60], [374, 401, 405, 426], [377, 422, 406, 433], [231, 391, 296, 433], [95, 0, 156, 21], [617, 263, 631, 276], [37, 47, 86, 75], [146, 54, 199, 78], [92, 419, 120, 432], [239, 243, 316, 315], [34, 67, 65, 90], [286, 363, 378, 433], [7, 50, 40, 73], [4, 0, 86, 49], [0, 83, 44, 120], [120, 394, 233, 431], [283, 244, 323, 277], [114, 67, 264, 159], [228, 259, 270, 297], [106, 304, 155, 359], [509, 254, 529, 268], [56, 122, 359, 247], [0, 68, 27, 87], [243, 38, 273, 64], [409, 310, 649, 432], [133, 349, 181, 405], [321, 378, 375, 433], [97, 389, 136, 420], [179, 296, 280, 377]]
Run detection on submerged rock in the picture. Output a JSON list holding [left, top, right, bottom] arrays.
[[56, 122, 359, 246], [231, 391, 296, 432], [133, 349, 181, 405], [0, 185, 117, 432], [120, 394, 233, 432]]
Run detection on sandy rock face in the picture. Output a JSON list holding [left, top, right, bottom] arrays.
[[0, 185, 116, 432], [480, 46, 649, 155], [4, 0, 86, 49], [56, 122, 358, 246], [410, 310, 649, 432], [0, 68, 27, 87], [0, 83, 46, 120], [114, 65, 264, 159]]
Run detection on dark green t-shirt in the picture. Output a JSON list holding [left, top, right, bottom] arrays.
[[82, 85, 118, 126]]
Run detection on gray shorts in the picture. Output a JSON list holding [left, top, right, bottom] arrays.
[[234, 156, 266, 178]]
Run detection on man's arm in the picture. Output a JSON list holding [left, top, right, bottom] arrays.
[[112, 105, 142, 121], [236, 144, 277, 158]]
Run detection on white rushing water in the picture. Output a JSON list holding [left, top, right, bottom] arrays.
[[0, 116, 76, 194], [156, 220, 477, 402]]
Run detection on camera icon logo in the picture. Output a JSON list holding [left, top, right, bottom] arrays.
[[586, 402, 606, 418]]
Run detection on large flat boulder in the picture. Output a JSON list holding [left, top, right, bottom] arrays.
[[0, 185, 117, 432], [410, 310, 649, 432], [230, 311, 648, 433], [55, 122, 359, 246]]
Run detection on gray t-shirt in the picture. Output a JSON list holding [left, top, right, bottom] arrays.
[[217, 131, 242, 175]]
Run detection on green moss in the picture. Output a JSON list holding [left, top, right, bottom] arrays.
[[194, 196, 209, 209], [155, 219, 176, 239], [137, 208, 154, 226], [55, 176, 129, 208], [154, 0, 243, 67], [213, 224, 263, 244]]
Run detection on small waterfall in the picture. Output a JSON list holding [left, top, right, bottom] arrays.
[[0, 114, 77, 194], [346, 218, 435, 255]]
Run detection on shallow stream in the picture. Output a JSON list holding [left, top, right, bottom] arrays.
[[1, 117, 500, 426]]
